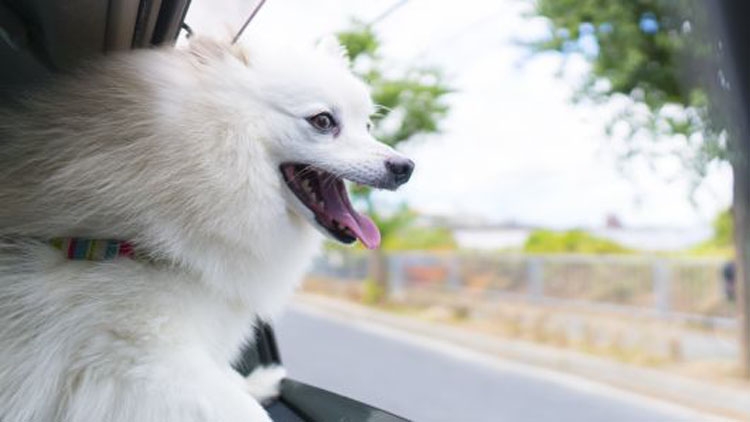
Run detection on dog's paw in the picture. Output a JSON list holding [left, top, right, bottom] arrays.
[[245, 365, 287, 404]]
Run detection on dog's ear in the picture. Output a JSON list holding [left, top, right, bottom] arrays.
[[229, 44, 251, 66], [316, 35, 350, 67], [188, 37, 227, 64], [187, 36, 251, 66]]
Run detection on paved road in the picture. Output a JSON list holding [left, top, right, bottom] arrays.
[[275, 305, 715, 422]]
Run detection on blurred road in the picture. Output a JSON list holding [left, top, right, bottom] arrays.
[[275, 305, 714, 422]]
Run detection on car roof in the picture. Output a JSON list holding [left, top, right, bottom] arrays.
[[0, 0, 190, 96]]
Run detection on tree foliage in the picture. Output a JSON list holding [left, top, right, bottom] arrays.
[[374, 206, 456, 251], [338, 23, 451, 146], [713, 208, 734, 247], [531, 0, 732, 178], [524, 229, 631, 254], [689, 208, 734, 256]]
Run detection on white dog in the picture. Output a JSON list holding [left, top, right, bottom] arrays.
[[0, 35, 413, 422]]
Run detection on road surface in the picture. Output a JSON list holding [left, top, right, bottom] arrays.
[[275, 305, 715, 422]]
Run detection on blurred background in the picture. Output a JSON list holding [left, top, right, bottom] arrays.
[[190, 1, 746, 420]]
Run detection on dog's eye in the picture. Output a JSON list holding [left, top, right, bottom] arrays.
[[307, 112, 337, 133]]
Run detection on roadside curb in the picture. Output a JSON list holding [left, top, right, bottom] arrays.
[[291, 293, 750, 420]]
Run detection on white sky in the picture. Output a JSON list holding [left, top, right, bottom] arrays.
[[186, 0, 733, 229]]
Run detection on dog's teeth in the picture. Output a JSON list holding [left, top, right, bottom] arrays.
[[318, 200, 325, 208], [302, 180, 311, 191]]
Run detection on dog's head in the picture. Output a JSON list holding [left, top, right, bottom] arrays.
[[0, 35, 414, 269], [185, 36, 414, 250]]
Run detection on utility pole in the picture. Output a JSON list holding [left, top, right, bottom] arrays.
[[717, 1, 750, 378]]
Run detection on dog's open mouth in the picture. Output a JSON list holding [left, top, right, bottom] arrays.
[[280, 163, 380, 249]]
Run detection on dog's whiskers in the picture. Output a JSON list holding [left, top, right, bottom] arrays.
[[320, 174, 338, 192], [285, 166, 316, 185]]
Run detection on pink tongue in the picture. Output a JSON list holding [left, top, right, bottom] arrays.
[[321, 183, 381, 249]]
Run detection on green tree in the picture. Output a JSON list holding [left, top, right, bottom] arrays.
[[337, 22, 452, 297], [532, 1, 731, 177], [375, 206, 456, 251], [692, 208, 734, 256], [713, 208, 734, 247], [529, 0, 749, 376]]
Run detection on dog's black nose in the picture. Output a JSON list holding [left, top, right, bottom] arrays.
[[385, 157, 415, 187]]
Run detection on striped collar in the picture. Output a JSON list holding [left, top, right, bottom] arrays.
[[50, 238, 140, 261]]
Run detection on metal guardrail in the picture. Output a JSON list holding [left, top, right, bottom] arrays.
[[309, 251, 736, 329]]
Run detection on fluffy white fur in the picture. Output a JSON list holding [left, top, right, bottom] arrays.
[[0, 36, 406, 422], [244, 366, 287, 404]]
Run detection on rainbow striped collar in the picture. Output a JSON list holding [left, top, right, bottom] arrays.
[[50, 238, 140, 261]]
